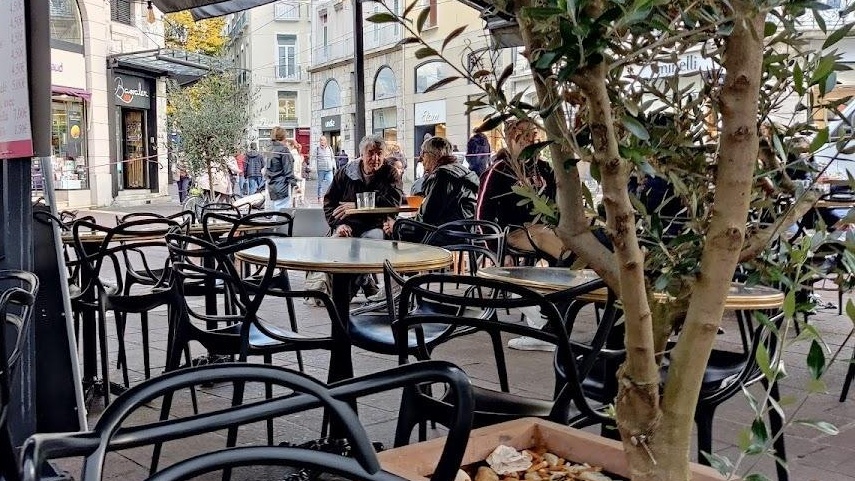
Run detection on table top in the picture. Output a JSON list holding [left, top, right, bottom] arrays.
[[62, 222, 253, 244], [236, 237, 453, 274], [343, 206, 418, 216], [478, 267, 785, 310], [815, 199, 855, 209]]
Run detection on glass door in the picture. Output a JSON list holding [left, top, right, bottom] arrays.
[[122, 109, 147, 189]]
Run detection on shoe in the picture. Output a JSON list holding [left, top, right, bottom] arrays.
[[367, 284, 402, 302], [507, 336, 556, 352], [362, 285, 380, 299]]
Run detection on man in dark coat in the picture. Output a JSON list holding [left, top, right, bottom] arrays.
[[324, 134, 403, 238], [466, 131, 492, 177]]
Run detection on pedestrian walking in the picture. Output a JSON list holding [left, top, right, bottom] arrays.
[[244, 142, 264, 194], [314, 135, 336, 202], [265, 127, 298, 211]]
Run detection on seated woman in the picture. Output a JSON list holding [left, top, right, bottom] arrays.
[[476, 118, 561, 259], [386, 136, 479, 244]]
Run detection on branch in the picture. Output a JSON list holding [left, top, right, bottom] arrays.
[[740, 191, 819, 262]]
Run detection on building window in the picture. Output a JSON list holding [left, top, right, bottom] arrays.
[[111, 0, 132, 25], [418, 0, 437, 28], [51, 97, 89, 190], [274, 1, 300, 20], [374, 66, 397, 100], [50, 0, 83, 52], [415, 60, 453, 93], [322, 79, 341, 109], [276, 34, 298, 80], [278, 91, 298, 123]]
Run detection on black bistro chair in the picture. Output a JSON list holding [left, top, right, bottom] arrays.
[[0, 270, 39, 481], [391, 273, 611, 445], [164, 233, 341, 446], [20, 361, 474, 481], [71, 219, 185, 403]]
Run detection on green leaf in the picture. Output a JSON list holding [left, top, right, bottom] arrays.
[[414, 47, 437, 59], [806, 378, 828, 394], [824, 23, 855, 49], [397, 37, 421, 47], [496, 63, 514, 90], [416, 7, 430, 32], [518, 140, 553, 161], [793, 62, 805, 96], [783, 290, 796, 319], [621, 116, 650, 140], [475, 114, 510, 133], [744, 474, 772, 481], [422, 75, 459, 93], [365, 12, 397, 23], [737, 426, 752, 451], [794, 419, 840, 435], [846, 299, 855, 325], [751, 418, 769, 445], [441, 25, 466, 52], [402, 0, 418, 18], [521, 6, 564, 19], [807, 339, 826, 379], [534, 52, 559, 70], [764, 21, 777, 37], [755, 344, 775, 381], [812, 55, 836, 85]]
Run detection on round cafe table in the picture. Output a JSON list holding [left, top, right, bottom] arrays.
[[477, 266, 785, 310], [343, 206, 418, 216], [236, 237, 452, 377]]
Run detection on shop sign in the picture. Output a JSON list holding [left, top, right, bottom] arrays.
[[113, 74, 151, 109], [630, 53, 715, 79], [321, 115, 341, 132], [414, 100, 446, 126], [51, 48, 86, 89]]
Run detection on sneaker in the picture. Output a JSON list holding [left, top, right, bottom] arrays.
[[507, 336, 556, 352], [367, 284, 402, 302]]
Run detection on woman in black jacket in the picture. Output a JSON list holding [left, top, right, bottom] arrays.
[[387, 137, 479, 244], [265, 126, 298, 210]]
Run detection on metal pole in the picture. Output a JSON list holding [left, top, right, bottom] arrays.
[[352, 0, 366, 156]]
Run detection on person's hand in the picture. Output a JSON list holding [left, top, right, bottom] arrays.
[[334, 224, 353, 237], [382, 218, 395, 236], [332, 202, 356, 220]]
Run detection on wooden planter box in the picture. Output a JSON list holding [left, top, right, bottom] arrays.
[[377, 418, 728, 481]]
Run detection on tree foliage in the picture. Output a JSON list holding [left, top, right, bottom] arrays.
[[369, 0, 855, 479], [168, 73, 253, 178], [164, 11, 226, 55]]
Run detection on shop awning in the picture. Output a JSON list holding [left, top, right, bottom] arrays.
[[150, 0, 276, 20], [51, 85, 91, 102], [108, 48, 225, 85]]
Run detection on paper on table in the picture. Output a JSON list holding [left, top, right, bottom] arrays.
[[485, 445, 532, 475]]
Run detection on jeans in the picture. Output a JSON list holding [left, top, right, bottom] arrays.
[[268, 196, 292, 211], [317, 170, 334, 198], [246, 176, 263, 195], [233, 175, 246, 196], [177, 176, 190, 203]]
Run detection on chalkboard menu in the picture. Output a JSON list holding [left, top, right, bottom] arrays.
[[0, 0, 33, 160]]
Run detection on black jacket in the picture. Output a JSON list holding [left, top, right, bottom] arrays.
[[323, 161, 403, 235], [265, 140, 297, 200], [416, 162, 479, 226], [476, 150, 556, 227]]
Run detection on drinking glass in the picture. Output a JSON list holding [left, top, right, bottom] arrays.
[[357, 192, 376, 209]]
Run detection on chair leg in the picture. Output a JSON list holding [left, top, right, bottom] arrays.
[[489, 330, 510, 392], [393, 387, 418, 447], [97, 309, 112, 407], [114, 311, 127, 371], [223, 378, 246, 481], [282, 274, 304, 372], [0, 427, 20, 481], [264, 353, 274, 446], [150, 388, 177, 475], [766, 380, 789, 481], [141, 312, 151, 380], [841, 346, 855, 403], [694, 408, 715, 465]]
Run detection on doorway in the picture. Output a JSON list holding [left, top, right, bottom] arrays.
[[122, 109, 148, 189]]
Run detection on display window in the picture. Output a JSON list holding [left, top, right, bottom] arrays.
[[51, 98, 89, 190]]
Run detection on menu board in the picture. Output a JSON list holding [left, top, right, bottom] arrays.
[[0, 0, 33, 160]]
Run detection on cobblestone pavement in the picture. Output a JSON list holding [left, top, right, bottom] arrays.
[[52, 193, 855, 481]]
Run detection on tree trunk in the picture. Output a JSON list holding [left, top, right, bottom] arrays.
[[655, 2, 767, 479]]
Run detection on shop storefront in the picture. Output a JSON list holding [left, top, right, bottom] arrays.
[[413, 100, 446, 156], [372, 107, 397, 143], [111, 73, 157, 191], [321, 114, 342, 154], [49, 48, 91, 192]]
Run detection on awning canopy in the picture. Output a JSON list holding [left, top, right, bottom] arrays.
[[51, 85, 92, 102], [108, 48, 225, 85], [150, 0, 276, 20]]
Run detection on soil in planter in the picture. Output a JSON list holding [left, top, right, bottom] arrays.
[[456, 447, 628, 481]]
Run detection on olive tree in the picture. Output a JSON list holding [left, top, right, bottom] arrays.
[[167, 72, 253, 197], [370, 1, 855, 479]]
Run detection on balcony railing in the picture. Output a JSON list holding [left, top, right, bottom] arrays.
[[794, 1, 854, 31], [312, 38, 351, 65], [275, 64, 302, 81], [364, 23, 401, 51], [274, 1, 300, 20], [278, 113, 298, 123]]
